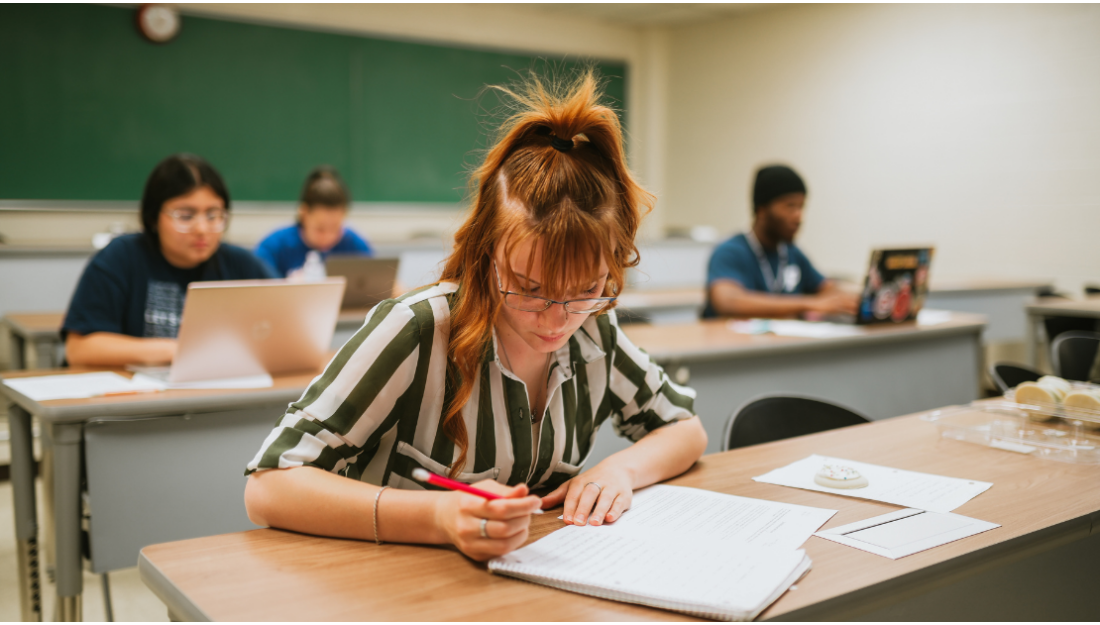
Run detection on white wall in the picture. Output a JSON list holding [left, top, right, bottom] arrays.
[[665, 4, 1100, 291]]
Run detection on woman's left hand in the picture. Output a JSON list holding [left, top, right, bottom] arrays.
[[540, 465, 634, 526]]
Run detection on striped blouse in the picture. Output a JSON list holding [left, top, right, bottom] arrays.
[[246, 282, 696, 493]]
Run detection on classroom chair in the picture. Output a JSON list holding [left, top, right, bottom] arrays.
[[722, 394, 871, 451], [989, 362, 1043, 394], [1051, 331, 1100, 382]]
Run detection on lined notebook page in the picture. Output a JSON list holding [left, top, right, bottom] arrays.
[[489, 485, 830, 620]]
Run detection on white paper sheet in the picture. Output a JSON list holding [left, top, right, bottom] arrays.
[[814, 508, 999, 559], [130, 372, 274, 390], [917, 309, 954, 326], [2, 372, 164, 401], [728, 319, 864, 339], [583, 484, 836, 550], [753, 455, 992, 513]]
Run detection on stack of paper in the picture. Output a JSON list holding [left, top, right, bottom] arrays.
[[2, 372, 162, 401], [489, 485, 836, 621]]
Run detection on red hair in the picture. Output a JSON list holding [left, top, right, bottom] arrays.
[[438, 70, 653, 476]]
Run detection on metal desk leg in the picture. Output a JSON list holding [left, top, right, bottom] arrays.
[[10, 404, 42, 621], [47, 421, 84, 622], [33, 338, 59, 370], [9, 328, 27, 369]]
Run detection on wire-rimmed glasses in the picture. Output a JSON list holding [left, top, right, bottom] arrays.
[[494, 262, 616, 314], [163, 208, 228, 233]]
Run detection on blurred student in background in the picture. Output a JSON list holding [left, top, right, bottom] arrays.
[[255, 166, 373, 278], [703, 164, 859, 319], [64, 154, 274, 366]]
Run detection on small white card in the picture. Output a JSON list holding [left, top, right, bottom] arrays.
[[815, 509, 999, 559], [753, 455, 992, 513]]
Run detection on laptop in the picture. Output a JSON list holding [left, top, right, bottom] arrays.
[[134, 278, 346, 384], [856, 247, 934, 324], [324, 255, 399, 309]]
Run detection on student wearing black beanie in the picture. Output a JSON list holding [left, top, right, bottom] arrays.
[[702, 164, 858, 318]]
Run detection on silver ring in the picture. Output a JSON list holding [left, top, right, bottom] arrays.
[[479, 518, 490, 539], [585, 481, 603, 494]]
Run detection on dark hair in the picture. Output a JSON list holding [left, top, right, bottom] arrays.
[[752, 164, 806, 214], [141, 154, 231, 245], [299, 166, 350, 208]]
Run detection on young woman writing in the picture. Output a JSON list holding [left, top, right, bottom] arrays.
[[244, 73, 708, 561], [63, 154, 273, 366]]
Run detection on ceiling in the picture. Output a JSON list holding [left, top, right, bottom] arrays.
[[525, 3, 776, 27]]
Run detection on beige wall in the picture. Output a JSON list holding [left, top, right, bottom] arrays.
[[664, 4, 1100, 292]]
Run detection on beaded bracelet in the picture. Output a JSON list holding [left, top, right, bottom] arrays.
[[373, 486, 389, 545]]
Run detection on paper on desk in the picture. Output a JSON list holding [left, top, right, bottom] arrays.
[[917, 309, 954, 326], [2, 372, 162, 401], [728, 319, 864, 339], [753, 455, 992, 513], [582, 484, 836, 550], [130, 372, 274, 390], [815, 508, 999, 559]]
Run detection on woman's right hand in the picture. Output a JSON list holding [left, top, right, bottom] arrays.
[[433, 480, 542, 561]]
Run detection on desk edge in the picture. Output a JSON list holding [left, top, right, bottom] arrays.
[[138, 552, 212, 622]]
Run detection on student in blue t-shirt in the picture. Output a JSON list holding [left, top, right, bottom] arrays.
[[254, 167, 373, 278], [703, 164, 859, 319], [63, 154, 274, 366]]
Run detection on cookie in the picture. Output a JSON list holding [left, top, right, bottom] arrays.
[[814, 464, 869, 489], [1014, 382, 1061, 420], [1063, 390, 1100, 430]]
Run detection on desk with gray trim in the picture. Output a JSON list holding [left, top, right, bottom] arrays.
[[587, 313, 987, 465], [3, 312, 65, 370], [1, 368, 320, 622]]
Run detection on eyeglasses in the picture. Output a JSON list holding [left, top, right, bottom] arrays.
[[163, 208, 228, 233], [494, 262, 616, 314]]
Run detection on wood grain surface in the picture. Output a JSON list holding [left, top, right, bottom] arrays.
[[140, 412, 1100, 621]]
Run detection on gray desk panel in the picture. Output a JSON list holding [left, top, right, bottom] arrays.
[[587, 329, 981, 465], [84, 406, 281, 573], [925, 288, 1035, 343]]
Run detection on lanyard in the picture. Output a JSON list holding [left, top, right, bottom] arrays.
[[746, 231, 789, 294]]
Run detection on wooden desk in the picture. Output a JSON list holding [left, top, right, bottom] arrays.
[[1025, 296, 1100, 368], [3, 311, 64, 369], [587, 313, 987, 465], [138, 412, 1100, 621], [1, 367, 320, 621]]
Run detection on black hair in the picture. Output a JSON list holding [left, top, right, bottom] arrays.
[[752, 164, 806, 214], [299, 166, 350, 208], [140, 154, 231, 246]]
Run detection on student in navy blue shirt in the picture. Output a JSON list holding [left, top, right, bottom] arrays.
[[254, 167, 373, 278], [64, 154, 274, 366], [703, 164, 859, 318]]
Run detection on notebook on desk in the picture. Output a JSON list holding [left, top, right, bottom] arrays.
[[489, 485, 833, 621]]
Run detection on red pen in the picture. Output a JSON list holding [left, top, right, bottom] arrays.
[[411, 468, 543, 514]]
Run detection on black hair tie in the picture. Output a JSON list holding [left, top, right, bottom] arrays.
[[550, 136, 574, 152]]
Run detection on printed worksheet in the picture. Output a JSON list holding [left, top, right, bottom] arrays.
[[591, 484, 836, 550], [753, 455, 992, 513], [815, 508, 1000, 559]]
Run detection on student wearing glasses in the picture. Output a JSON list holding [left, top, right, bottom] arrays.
[[244, 73, 708, 562], [63, 154, 273, 366]]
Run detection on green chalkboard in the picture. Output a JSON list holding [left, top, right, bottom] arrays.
[[0, 5, 626, 203]]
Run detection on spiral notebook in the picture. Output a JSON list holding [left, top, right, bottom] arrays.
[[488, 485, 832, 621]]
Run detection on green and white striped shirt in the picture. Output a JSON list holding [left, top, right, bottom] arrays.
[[246, 282, 696, 493]]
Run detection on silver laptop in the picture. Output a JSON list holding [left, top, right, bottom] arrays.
[[324, 255, 399, 310], [140, 278, 345, 383]]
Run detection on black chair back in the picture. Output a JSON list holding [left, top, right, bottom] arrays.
[[1051, 331, 1100, 381], [722, 395, 871, 451], [1084, 284, 1100, 296], [989, 361, 1042, 394]]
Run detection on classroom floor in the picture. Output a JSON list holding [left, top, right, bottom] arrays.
[[0, 477, 169, 622]]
